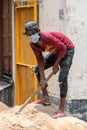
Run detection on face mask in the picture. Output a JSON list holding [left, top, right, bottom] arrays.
[[28, 33, 40, 43]]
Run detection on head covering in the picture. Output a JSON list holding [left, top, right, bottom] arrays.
[[24, 21, 39, 34]]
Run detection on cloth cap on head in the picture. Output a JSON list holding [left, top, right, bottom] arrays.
[[24, 21, 39, 34]]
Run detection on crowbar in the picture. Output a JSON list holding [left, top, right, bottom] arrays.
[[16, 71, 54, 114]]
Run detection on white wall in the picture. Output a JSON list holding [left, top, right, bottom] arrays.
[[39, 0, 67, 32], [66, 0, 87, 99], [39, 0, 87, 99]]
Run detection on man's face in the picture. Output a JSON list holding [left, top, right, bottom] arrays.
[[26, 30, 36, 36], [25, 30, 40, 43]]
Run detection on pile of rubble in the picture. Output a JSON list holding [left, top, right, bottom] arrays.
[[0, 102, 87, 130]]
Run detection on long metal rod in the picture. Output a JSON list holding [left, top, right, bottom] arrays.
[[16, 71, 54, 114]]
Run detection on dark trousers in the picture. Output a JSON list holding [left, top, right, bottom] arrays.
[[34, 48, 74, 98]]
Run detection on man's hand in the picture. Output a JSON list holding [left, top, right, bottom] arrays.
[[53, 65, 59, 74], [40, 78, 46, 88], [52, 55, 62, 74]]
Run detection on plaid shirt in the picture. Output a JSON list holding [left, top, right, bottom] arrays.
[[30, 32, 75, 63]]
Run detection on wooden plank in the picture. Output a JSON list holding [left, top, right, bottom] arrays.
[[0, 1, 2, 77], [1, 0, 12, 76]]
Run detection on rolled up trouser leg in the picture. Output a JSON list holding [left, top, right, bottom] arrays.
[[59, 48, 74, 98], [59, 73, 68, 98], [59, 61, 69, 98]]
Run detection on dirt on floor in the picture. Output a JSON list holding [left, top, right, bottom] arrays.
[[0, 102, 87, 130]]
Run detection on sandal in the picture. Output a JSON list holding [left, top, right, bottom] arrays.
[[36, 99, 44, 104], [52, 111, 65, 119], [42, 96, 51, 106], [35, 96, 51, 106]]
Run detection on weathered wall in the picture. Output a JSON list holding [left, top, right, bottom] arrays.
[[39, 0, 87, 100], [39, 0, 67, 32], [0, 80, 14, 107], [65, 0, 87, 99]]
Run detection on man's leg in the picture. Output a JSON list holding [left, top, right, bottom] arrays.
[[58, 71, 68, 112], [34, 53, 58, 100], [59, 48, 74, 112], [52, 48, 74, 118]]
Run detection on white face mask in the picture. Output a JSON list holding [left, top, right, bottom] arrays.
[[28, 33, 40, 43]]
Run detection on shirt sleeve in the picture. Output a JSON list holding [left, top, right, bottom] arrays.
[[30, 43, 45, 79], [30, 43, 44, 63], [47, 34, 67, 58]]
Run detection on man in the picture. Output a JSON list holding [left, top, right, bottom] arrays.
[[24, 21, 75, 118]]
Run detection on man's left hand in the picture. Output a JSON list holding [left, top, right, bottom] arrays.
[[40, 78, 46, 88], [53, 65, 59, 74]]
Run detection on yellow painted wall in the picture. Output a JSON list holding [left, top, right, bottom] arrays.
[[16, 1, 38, 105]]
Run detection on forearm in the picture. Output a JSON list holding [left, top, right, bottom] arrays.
[[52, 56, 62, 74], [54, 55, 62, 66], [38, 62, 45, 79]]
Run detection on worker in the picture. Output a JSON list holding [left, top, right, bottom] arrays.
[[23, 21, 75, 118]]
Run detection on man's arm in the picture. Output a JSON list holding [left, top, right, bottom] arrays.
[[47, 34, 67, 58], [38, 61, 45, 79], [53, 55, 62, 74], [30, 43, 45, 85], [46, 34, 67, 74]]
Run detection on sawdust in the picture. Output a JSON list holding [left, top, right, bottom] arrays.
[[0, 102, 10, 112], [0, 102, 87, 130]]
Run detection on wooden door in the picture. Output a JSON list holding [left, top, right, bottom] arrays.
[[0, 0, 12, 77]]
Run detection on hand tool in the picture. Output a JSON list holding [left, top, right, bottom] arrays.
[[16, 71, 54, 114]]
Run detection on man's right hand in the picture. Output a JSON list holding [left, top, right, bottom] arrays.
[[40, 78, 46, 88]]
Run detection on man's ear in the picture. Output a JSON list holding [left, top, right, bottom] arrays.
[[38, 29, 40, 32], [34, 28, 40, 32]]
